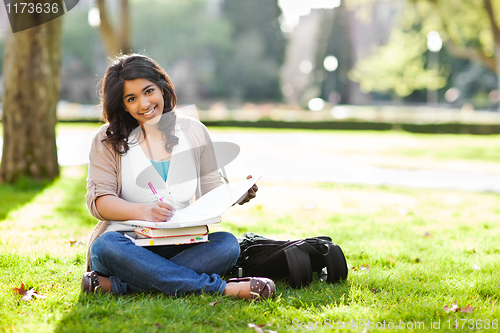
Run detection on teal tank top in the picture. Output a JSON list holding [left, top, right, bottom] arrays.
[[149, 159, 170, 182]]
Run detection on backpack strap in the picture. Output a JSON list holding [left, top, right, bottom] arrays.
[[323, 243, 348, 282], [284, 243, 312, 288], [308, 236, 332, 243], [296, 239, 348, 283]]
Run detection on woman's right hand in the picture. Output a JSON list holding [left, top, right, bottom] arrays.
[[142, 202, 176, 222]]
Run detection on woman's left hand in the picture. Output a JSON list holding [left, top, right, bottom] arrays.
[[238, 175, 258, 205]]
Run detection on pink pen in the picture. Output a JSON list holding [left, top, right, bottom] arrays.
[[148, 182, 164, 202]]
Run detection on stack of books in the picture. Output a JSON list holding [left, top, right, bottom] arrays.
[[126, 225, 209, 246]]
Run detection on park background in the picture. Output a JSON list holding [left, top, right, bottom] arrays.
[[0, 0, 500, 332]]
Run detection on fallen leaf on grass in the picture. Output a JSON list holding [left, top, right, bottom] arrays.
[[443, 300, 475, 314], [445, 300, 460, 313], [248, 323, 265, 333], [247, 323, 276, 333], [67, 238, 86, 247], [209, 300, 221, 307], [461, 304, 476, 313], [351, 264, 370, 271], [13, 283, 46, 301]]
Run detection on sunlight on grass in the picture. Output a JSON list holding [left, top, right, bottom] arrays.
[[0, 166, 91, 256]]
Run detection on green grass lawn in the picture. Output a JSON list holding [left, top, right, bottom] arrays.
[[1, 165, 499, 332]]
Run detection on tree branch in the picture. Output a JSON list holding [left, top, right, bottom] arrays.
[[445, 41, 496, 71], [120, 0, 131, 54], [97, 0, 120, 57], [483, 0, 500, 46]]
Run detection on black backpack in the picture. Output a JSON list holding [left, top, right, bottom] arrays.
[[232, 233, 348, 288]]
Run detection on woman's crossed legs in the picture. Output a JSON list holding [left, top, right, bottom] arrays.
[[90, 231, 239, 295]]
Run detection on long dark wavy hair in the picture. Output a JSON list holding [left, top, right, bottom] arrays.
[[98, 54, 179, 155]]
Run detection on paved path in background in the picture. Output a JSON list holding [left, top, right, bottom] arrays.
[[2, 131, 499, 193], [209, 132, 500, 193]]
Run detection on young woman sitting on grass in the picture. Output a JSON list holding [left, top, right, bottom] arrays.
[[81, 54, 275, 300]]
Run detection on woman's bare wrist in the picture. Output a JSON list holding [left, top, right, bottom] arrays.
[[137, 203, 148, 221]]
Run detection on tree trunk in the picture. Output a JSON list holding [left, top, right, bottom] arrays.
[[120, 0, 131, 53], [97, 0, 131, 57], [495, 46, 500, 110], [0, 17, 62, 183], [97, 0, 120, 57], [483, 0, 500, 110]]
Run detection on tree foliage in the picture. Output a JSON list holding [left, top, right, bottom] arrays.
[[406, 0, 500, 73], [7, 0, 285, 103], [130, 0, 232, 64], [349, 29, 448, 97], [347, 0, 500, 99]]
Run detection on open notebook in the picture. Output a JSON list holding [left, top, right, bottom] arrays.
[[117, 174, 261, 229]]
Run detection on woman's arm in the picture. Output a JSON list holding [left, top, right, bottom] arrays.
[[96, 195, 175, 222], [86, 125, 125, 221]]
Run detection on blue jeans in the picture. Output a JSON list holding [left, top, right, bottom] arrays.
[[90, 231, 240, 295]]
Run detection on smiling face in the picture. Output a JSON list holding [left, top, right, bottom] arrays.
[[123, 78, 164, 127]]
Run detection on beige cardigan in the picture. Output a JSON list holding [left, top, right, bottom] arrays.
[[85, 115, 223, 271]]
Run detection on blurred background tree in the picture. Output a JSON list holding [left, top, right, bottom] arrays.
[[96, 0, 131, 57], [54, 0, 284, 104], [347, 0, 500, 108], [320, 1, 353, 104], [2, 0, 500, 109], [129, 0, 233, 103], [349, 29, 448, 100], [211, 0, 286, 101]]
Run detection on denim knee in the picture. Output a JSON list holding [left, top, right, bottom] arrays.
[[212, 232, 240, 268], [90, 231, 128, 263]]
